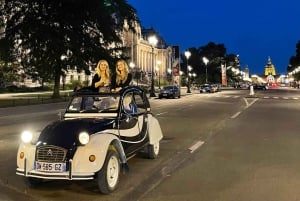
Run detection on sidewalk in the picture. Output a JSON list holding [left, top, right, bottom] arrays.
[[0, 90, 73, 99]]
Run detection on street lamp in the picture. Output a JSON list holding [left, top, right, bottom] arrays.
[[185, 50, 191, 93], [167, 68, 172, 84], [129, 62, 137, 86], [202, 57, 209, 83], [188, 65, 193, 90], [148, 35, 158, 97], [156, 60, 161, 89]]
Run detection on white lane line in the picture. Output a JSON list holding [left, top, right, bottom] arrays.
[[156, 112, 168, 116], [245, 98, 258, 108], [189, 140, 205, 153], [231, 111, 241, 119], [243, 98, 249, 107]]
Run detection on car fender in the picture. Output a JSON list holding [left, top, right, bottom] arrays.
[[16, 142, 36, 170], [72, 133, 126, 173], [147, 114, 163, 144]]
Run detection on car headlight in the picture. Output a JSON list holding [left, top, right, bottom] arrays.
[[78, 132, 90, 145], [21, 130, 33, 143]]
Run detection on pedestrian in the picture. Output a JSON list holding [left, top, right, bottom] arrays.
[[111, 59, 132, 92], [91, 59, 111, 92]]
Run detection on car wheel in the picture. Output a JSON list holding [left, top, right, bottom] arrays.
[[97, 149, 120, 194], [147, 141, 160, 159], [26, 177, 43, 187]]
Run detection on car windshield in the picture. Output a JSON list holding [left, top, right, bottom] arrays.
[[163, 86, 176, 90], [67, 95, 120, 113]]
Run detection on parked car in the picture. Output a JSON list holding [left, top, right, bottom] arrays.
[[250, 84, 268, 90], [16, 86, 163, 194], [199, 84, 214, 93], [210, 84, 219, 93], [158, 85, 180, 99]]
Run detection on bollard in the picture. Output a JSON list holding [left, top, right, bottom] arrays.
[[249, 85, 255, 96]]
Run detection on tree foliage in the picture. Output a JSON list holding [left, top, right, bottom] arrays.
[[0, 0, 139, 97], [288, 41, 300, 80], [181, 42, 239, 84]]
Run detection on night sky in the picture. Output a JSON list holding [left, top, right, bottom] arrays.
[[127, 0, 300, 75]]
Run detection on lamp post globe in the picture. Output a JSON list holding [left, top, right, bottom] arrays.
[[202, 57, 209, 83], [185, 50, 191, 93], [148, 35, 158, 97]]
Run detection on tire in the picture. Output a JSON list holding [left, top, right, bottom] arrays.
[[147, 141, 160, 159], [26, 177, 43, 187], [97, 150, 120, 194]]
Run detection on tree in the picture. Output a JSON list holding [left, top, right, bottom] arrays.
[[0, 38, 20, 87], [288, 41, 300, 81], [181, 42, 228, 84], [0, 0, 139, 97]]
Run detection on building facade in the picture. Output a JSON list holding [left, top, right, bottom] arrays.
[[62, 23, 174, 88]]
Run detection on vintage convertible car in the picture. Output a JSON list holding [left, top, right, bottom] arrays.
[[16, 86, 163, 194]]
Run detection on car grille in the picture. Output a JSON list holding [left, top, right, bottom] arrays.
[[36, 145, 67, 162]]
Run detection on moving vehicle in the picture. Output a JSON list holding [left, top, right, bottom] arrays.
[[16, 86, 163, 194], [158, 85, 180, 99]]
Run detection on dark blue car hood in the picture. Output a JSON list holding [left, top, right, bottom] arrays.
[[37, 118, 115, 149]]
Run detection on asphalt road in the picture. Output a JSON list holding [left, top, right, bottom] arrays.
[[0, 88, 300, 201]]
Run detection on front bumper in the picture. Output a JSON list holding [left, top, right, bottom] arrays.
[[16, 158, 94, 180]]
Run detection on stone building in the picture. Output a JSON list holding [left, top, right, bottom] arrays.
[[264, 56, 276, 76], [264, 56, 276, 84], [115, 23, 174, 86], [61, 22, 174, 88]]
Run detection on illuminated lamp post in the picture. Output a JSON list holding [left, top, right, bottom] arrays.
[[167, 68, 172, 84], [202, 57, 209, 83], [156, 60, 161, 89], [185, 50, 191, 93], [129, 62, 137, 86], [148, 35, 158, 97]]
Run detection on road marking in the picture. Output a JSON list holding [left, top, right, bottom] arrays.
[[233, 98, 258, 119], [243, 98, 249, 107], [231, 111, 241, 119], [156, 112, 168, 116], [244, 98, 258, 108], [189, 140, 205, 153]]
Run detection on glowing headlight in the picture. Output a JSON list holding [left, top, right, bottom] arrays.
[[78, 132, 89, 145], [21, 130, 33, 143]]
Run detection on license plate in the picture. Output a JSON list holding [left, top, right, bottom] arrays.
[[163, 94, 167, 96], [35, 161, 66, 172]]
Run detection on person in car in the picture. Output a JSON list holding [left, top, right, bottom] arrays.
[[111, 59, 132, 92], [123, 95, 137, 114], [91, 59, 111, 92]]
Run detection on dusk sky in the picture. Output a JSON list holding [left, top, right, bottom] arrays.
[[127, 0, 300, 75]]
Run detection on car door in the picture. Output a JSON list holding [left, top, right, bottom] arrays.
[[118, 90, 147, 155]]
